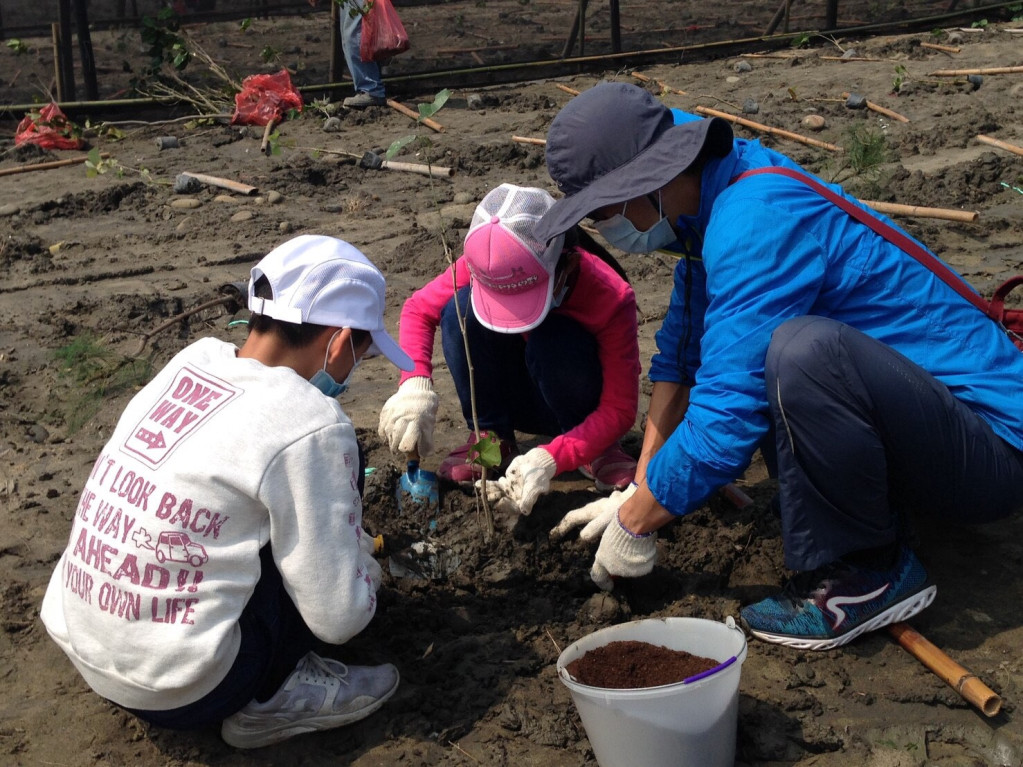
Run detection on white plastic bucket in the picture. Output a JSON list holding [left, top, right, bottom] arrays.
[[556, 616, 747, 767]]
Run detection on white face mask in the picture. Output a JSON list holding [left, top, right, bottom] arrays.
[[594, 192, 677, 253]]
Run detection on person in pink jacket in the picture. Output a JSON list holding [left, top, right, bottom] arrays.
[[378, 184, 641, 513]]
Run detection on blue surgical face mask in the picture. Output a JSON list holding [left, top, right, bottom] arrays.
[[310, 331, 360, 397], [594, 192, 677, 253]]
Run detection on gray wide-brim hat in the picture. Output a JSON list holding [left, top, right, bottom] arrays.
[[537, 82, 734, 242]]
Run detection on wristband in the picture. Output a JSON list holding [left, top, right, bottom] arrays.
[[616, 508, 655, 539]]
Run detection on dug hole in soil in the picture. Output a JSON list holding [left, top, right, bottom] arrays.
[[2, 9, 1023, 767]]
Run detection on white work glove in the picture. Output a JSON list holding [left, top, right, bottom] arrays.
[[589, 512, 657, 591], [378, 377, 439, 456], [549, 483, 637, 542], [549, 484, 655, 590], [477, 447, 557, 516], [358, 528, 382, 591]]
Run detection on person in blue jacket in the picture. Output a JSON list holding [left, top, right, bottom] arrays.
[[541, 82, 1023, 651]]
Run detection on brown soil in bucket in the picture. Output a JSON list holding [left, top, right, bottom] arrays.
[[566, 641, 719, 689]]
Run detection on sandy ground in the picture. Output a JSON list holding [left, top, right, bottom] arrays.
[[2, 10, 1023, 767]]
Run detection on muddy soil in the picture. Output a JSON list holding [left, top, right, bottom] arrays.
[[2, 9, 1023, 767]]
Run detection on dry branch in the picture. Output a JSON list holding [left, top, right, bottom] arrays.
[[695, 106, 843, 152]]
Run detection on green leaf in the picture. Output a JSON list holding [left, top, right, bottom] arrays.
[[385, 134, 416, 159], [240, 17, 252, 31], [470, 433, 504, 469], [418, 88, 451, 119]]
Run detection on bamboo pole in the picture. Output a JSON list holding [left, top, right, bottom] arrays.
[[920, 41, 960, 53], [512, 135, 547, 145], [821, 55, 885, 61], [0, 152, 110, 178], [841, 92, 909, 122], [178, 172, 258, 196], [930, 65, 1023, 76], [860, 200, 978, 223], [386, 98, 445, 133], [631, 70, 687, 94], [976, 134, 1023, 157], [554, 83, 581, 96], [888, 622, 1002, 718], [695, 106, 843, 152], [260, 118, 276, 156]]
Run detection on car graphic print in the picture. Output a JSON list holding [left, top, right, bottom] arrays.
[[153, 531, 209, 568]]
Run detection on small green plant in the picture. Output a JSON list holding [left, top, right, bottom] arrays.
[[260, 45, 281, 64], [970, 18, 988, 28], [139, 7, 191, 74], [791, 32, 812, 48], [85, 148, 154, 184], [6, 39, 29, 55], [825, 123, 892, 195], [891, 64, 908, 93], [53, 334, 152, 433], [240, 17, 253, 31]]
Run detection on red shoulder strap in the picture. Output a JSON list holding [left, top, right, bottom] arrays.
[[732, 167, 997, 320]]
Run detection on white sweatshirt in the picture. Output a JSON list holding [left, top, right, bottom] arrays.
[[40, 338, 380, 711]]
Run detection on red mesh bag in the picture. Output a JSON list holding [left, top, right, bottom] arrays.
[[360, 0, 410, 63], [230, 69, 303, 126], [14, 103, 84, 150]]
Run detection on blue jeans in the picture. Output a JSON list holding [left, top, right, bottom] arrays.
[[766, 316, 1023, 571], [440, 287, 602, 440], [341, 0, 385, 97]]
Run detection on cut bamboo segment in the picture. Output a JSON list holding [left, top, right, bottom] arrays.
[[976, 134, 1023, 157], [386, 98, 445, 133], [631, 71, 687, 95], [841, 92, 909, 122], [512, 135, 547, 146], [821, 55, 885, 62], [554, 83, 581, 96], [861, 200, 978, 223], [0, 152, 110, 177], [920, 41, 961, 53], [179, 172, 258, 196], [930, 65, 1023, 76], [695, 106, 843, 152]]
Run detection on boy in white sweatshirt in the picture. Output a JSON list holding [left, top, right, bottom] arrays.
[[41, 235, 413, 749]]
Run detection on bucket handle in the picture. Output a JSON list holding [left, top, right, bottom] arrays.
[[683, 654, 737, 684]]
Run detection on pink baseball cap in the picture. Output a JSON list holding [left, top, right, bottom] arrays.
[[464, 184, 567, 334]]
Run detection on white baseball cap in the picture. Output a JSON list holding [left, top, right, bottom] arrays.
[[248, 235, 413, 371]]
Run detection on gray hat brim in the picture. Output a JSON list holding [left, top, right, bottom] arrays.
[[537, 117, 732, 243]]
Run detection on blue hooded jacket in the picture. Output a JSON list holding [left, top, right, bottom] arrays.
[[646, 112, 1023, 517]]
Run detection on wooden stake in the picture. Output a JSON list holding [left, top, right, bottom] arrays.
[[695, 106, 843, 152], [920, 41, 960, 53], [860, 200, 978, 223], [631, 70, 687, 95], [0, 153, 110, 178], [976, 134, 1023, 158], [821, 55, 886, 62], [260, 118, 276, 156], [387, 98, 445, 133], [512, 135, 547, 146], [888, 622, 1002, 718], [178, 172, 258, 196], [841, 92, 909, 123], [554, 83, 581, 96], [930, 65, 1023, 76]]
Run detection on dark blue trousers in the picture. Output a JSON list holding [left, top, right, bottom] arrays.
[[765, 316, 1023, 571], [440, 286, 603, 440], [128, 447, 368, 728]]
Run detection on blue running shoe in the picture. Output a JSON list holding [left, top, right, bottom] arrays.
[[740, 545, 936, 650]]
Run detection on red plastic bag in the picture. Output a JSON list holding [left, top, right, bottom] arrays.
[[14, 103, 84, 150], [230, 69, 303, 126], [360, 0, 410, 63]]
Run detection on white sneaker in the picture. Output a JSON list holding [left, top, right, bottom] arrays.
[[221, 651, 399, 749]]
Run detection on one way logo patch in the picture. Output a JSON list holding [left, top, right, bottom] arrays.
[[123, 366, 239, 467]]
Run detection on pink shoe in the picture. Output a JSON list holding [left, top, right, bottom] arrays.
[[437, 431, 516, 483], [580, 443, 637, 492]]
